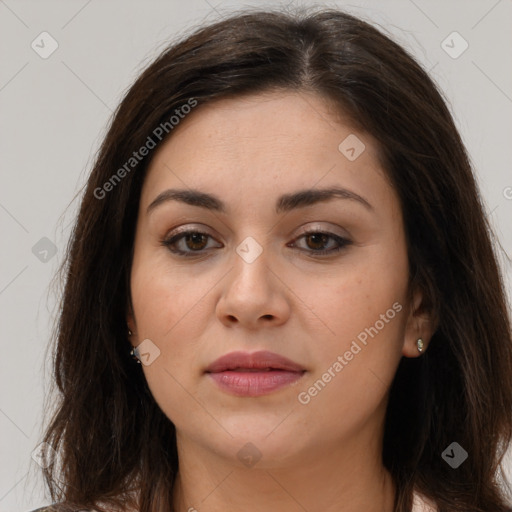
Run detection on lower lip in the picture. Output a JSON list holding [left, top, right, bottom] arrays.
[[207, 370, 305, 397]]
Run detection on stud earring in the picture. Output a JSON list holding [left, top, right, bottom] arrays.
[[416, 338, 424, 353], [130, 347, 141, 363], [128, 328, 140, 363]]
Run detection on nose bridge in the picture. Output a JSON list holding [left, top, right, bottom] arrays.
[[235, 234, 266, 266], [216, 231, 290, 327], [230, 233, 272, 293]]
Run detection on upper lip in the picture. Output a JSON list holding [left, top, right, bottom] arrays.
[[205, 350, 305, 373]]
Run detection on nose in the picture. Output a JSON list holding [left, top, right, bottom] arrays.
[[216, 243, 291, 330]]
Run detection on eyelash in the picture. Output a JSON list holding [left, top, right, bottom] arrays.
[[161, 229, 351, 258]]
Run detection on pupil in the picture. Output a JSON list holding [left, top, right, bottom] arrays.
[[308, 233, 327, 250], [187, 233, 206, 250]]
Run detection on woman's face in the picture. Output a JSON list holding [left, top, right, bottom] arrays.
[[128, 91, 426, 467]]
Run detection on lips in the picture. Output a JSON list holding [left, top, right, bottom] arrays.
[[205, 350, 306, 397], [205, 350, 305, 373]]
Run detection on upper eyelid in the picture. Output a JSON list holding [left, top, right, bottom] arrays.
[[165, 222, 349, 240]]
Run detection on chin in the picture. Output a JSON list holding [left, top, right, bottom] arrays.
[[194, 417, 314, 469]]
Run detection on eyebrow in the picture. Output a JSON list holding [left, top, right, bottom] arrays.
[[146, 186, 373, 215]]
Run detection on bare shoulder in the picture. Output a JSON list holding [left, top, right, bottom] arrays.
[[412, 492, 438, 512], [28, 499, 136, 512], [27, 506, 99, 512], [27, 507, 64, 512]]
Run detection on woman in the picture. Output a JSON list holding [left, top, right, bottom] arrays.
[[32, 6, 512, 512]]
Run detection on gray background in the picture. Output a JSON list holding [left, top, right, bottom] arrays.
[[1, 0, 511, 510]]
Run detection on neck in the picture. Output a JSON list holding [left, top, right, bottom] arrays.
[[171, 421, 396, 512]]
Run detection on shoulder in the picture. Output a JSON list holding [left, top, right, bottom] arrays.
[[27, 507, 62, 512], [412, 491, 438, 512], [27, 506, 98, 512], [27, 500, 135, 512]]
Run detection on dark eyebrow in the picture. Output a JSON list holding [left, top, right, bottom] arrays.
[[276, 187, 373, 213], [146, 186, 373, 215]]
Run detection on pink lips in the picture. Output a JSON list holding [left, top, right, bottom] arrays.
[[205, 350, 306, 397]]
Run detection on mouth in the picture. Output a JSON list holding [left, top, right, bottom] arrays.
[[224, 368, 277, 372], [205, 350, 306, 397]]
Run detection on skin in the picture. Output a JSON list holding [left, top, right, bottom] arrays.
[[127, 91, 434, 512]]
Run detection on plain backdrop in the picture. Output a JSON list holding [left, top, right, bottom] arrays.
[[1, 0, 511, 510]]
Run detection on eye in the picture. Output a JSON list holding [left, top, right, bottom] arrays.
[[161, 229, 222, 257], [288, 230, 351, 256], [161, 228, 351, 258]]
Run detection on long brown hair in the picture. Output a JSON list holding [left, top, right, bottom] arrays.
[[40, 6, 512, 512]]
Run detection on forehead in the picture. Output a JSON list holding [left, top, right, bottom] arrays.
[[150, 91, 366, 162], [140, 91, 394, 215]]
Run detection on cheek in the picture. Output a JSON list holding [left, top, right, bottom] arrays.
[[299, 240, 408, 349], [130, 240, 208, 339], [130, 252, 199, 371], [131, 265, 204, 363], [131, 261, 211, 429], [294, 241, 409, 408]]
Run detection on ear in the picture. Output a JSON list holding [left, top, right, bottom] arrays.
[[402, 286, 436, 358]]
